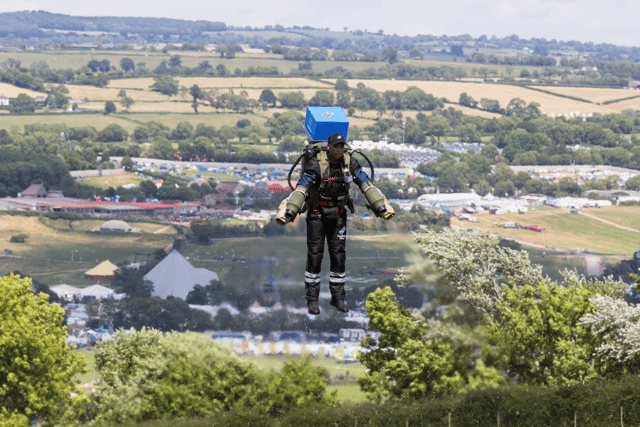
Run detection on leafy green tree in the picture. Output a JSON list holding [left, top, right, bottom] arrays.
[[258, 89, 277, 107], [382, 45, 398, 64], [186, 284, 208, 305], [309, 90, 334, 107], [409, 47, 425, 59], [0, 274, 86, 426], [254, 356, 338, 415], [139, 180, 158, 197], [150, 75, 179, 96], [488, 281, 601, 385], [334, 78, 349, 91], [117, 90, 135, 112], [104, 100, 116, 115], [277, 91, 306, 108], [111, 266, 154, 298], [89, 329, 335, 424], [189, 84, 204, 112], [625, 175, 640, 191], [358, 287, 504, 401], [96, 123, 127, 142], [424, 115, 451, 142], [10, 93, 36, 114], [121, 155, 134, 171], [459, 92, 477, 107], [120, 57, 135, 73]]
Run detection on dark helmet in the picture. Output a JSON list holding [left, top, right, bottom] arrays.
[[328, 133, 346, 146]]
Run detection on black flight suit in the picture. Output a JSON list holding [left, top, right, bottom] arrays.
[[295, 154, 371, 306]]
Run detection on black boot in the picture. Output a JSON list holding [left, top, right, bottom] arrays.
[[329, 279, 348, 313], [305, 272, 321, 315], [307, 299, 320, 315], [330, 298, 348, 313]]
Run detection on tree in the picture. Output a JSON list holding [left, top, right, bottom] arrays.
[[335, 78, 349, 91], [189, 84, 204, 113], [104, 100, 116, 115], [581, 292, 640, 371], [459, 92, 477, 108], [150, 75, 179, 96], [258, 89, 277, 107], [277, 91, 306, 108], [425, 115, 451, 142], [309, 90, 334, 107], [403, 229, 543, 317], [10, 93, 36, 114], [186, 284, 208, 305], [117, 89, 134, 112], [96, 123, 128, 142], [120, 57, 135, 73], [121, 155, 134, 171], [169, 54, 182, 68], [111, 266, 154, 298], [358, 286, 504, 401], [0, 274, 86, 426], [382, 45, 398, 64], [409, 48, 424, 59], [88, 329, 336, 424], [488, 281, 601, 385]]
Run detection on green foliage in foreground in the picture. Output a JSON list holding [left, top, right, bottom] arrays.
[[133, 376, 640, 427], [0, 274, 86, 427], [87, 329, 337, 426]]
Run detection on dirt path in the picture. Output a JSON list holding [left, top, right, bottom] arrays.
[[578, 211, 640, 233], [153, 225, 172, 234]]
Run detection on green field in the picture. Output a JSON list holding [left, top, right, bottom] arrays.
[[454, 206, 640, 255], [581, 205, 640, 231]]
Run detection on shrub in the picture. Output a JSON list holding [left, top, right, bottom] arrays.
[[9, 233, 27, 243]]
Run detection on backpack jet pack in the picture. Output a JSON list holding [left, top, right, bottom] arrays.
[[287, 107, 375, 191]]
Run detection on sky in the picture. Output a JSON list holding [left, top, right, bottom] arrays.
[[0, 0, 638, 47]]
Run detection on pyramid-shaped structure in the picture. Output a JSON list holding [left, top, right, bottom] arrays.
[[144, 250, 218, 300]]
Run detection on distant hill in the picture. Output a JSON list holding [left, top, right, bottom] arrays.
[[0, 10, 639, 63], [0, 10, 226, 38]]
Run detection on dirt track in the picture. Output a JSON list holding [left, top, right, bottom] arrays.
[[578, 211, 640, 233]]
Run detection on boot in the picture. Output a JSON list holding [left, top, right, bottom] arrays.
[[329, 278, 348, 313], [307, 299, 320, 315], [305, 271, 321, 316], [330, 298, 348, 313]]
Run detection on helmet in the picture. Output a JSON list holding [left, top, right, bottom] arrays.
[[327, 133, 346, 146]]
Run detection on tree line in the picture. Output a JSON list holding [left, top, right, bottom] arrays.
[[3, 11, 640, 63]]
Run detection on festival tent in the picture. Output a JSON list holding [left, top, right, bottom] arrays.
[[84, 260, 118, 281], [144, 250, 218, 299], [80, 284, 116, 299], [50, 284, 82, 301]]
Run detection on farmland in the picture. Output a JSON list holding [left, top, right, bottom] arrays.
[[451, 205, 640, 255]]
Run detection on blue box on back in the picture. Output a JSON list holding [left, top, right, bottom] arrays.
[[303, 107, 349, 141]]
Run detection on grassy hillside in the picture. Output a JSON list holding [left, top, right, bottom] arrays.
[[452, 205, 640, 255], [0, 213, 174, 286]]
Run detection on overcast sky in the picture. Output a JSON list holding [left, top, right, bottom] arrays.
[[1, 0, 638, 47]]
